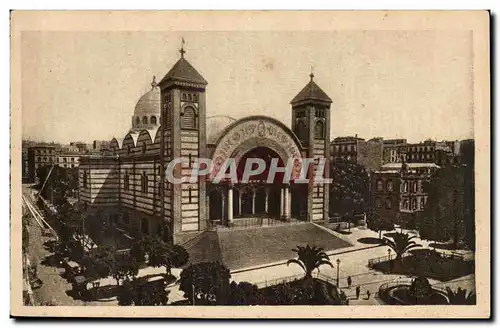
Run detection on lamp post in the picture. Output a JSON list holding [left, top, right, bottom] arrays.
[[336, 259, 341, 287]]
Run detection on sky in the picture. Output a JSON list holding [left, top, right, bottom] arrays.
[[21, 30, 474, 144]]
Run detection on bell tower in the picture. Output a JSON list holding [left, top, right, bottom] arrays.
[[291, 71, 332, 222], [158, 42, 208, 243]]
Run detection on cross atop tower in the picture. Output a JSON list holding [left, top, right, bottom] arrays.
[[179, 37, 186, 58], [309, 65, 314, 81]]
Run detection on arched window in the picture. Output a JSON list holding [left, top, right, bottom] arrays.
[[297, 120, 307, 139], [314, 120, 324, 139], [386, 180, 393, 192], [82, 171, 88, 189], [182, 93, 187, 101], [413, 181, 418, 193], [376, 179, 384, 192], [142, 142, 147, 154], [403, 181, 408, 193], [135, 117, 140, 126], [188, 94, 192, 101], [124, 172, 130, 191], [412, 198, 417, 210], [142, 116, 148, 125], [182, 106, 196, 129], [385, 198, 392, 209], [141, 171, 148, 193], [150, 116, 157, 125]]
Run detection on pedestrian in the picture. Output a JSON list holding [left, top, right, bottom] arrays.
[[347, 276, 352, 289], [355, 286, 360, 299], [366, 290, 371, 299]]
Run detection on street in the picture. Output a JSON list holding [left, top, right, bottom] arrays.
[[22, 184, 114, 306], [21, 184, 475, 306]]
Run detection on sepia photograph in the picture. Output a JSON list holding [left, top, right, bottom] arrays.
[[10, 10, 490, 318]]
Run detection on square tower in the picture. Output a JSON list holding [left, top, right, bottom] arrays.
[[291, 73, 332, 222], [158, 49, 208, 243]]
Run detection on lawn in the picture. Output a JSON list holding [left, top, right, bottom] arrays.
[[217, 223, 352, 270]]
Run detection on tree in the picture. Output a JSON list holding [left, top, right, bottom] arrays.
[[420, 166, 468, 248], [118, 279, 136, 306], [460, 140, 475, 250], [134, 282, 170, 306], [110, 256, 139, 286], [270, 280, 315, 305], [130, 239, 147, 264], [445, 287, 476, 305], [82, 245, 114, 279], [367, 209, 395, 240], [287, 245, 333, 280], [329, 159, 369, 217], [409, 276, 433, 303], [149, 240, 189, 276], [36, 165, 80, 207], [229, 281, 260, 305], [167, 244, 189, 274], [365, 201, 393, 239], [179, 261, 231, 305], [384, 232, 422, 268]]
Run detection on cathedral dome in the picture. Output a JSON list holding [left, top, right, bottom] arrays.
[[131, 76, 161, 131], [207, 115, 237, 144]]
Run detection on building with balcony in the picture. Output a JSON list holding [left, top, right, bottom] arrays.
[[371, 162, 440, 226]]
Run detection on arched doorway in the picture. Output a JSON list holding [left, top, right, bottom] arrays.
[[209, 117, 305, 226]]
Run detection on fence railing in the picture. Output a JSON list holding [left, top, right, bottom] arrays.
[[251, 272, 341, 290], [378, 278, 449, 296], [368, 249, 466, 268], [207, 217, 306, 231], [252, 273, 305, 289], [368, 254, 409, 268]]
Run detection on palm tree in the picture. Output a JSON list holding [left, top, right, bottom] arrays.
[[383, 232, 422, 268], [287, 245, 333, 280], [446, 287, 476, 305]]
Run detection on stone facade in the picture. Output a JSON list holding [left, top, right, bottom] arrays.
[[78, 52, 333, 244]]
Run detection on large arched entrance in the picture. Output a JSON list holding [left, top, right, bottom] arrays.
[[208, 116, 306, 227]]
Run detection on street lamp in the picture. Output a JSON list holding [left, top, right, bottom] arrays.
[[388, 249, 392, 261], [336, 259, 341, 287]]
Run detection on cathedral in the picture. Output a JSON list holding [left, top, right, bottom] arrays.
[[79, 47, 333, 244]]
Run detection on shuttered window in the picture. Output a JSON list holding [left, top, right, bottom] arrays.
[[314, 120, 324, 139], [182, 106, 196, 129]]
